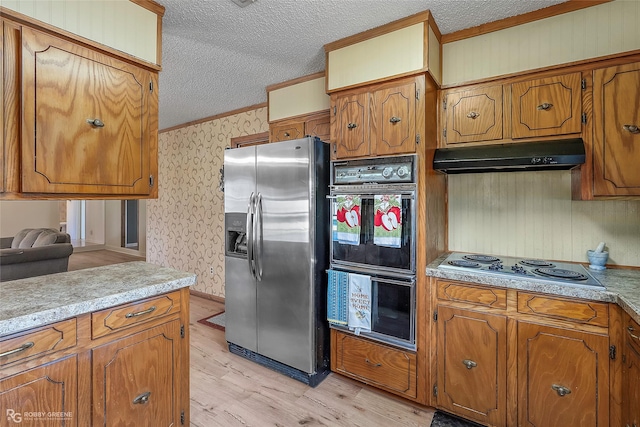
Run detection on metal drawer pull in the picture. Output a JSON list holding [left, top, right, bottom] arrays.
[[389, 116, 402, 123], [622, 125, 639, 134], [365, 358, 382, 367], [537, 103, 553, 111], [283, 132, 290, 137], [551, 384, 571, 397], [0, 341, 34, 358], [86, 118, 105, 127], [466, 112, 480, 119], [628, 326, 640, 340], [462, 359, 477, 369], [125, 306, 156, 318], [133, 391, 151, 405], [347, 123, 357, 129]]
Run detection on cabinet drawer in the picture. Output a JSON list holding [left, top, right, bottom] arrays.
[[334, 332, 416, 398], [0, 318, 77, 366], [517, 292, 608, 327], [92, 291, 181, 339], [437, 281, 507, 309]]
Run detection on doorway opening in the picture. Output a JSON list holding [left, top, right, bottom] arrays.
[[121, 200, 139, 250]]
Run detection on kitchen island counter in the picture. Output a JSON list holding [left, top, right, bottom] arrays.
[[0, 261, 196, 337], [426, 253, 640, 324]]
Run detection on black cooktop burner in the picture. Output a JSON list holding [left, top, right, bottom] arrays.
[[533, 268, 588, 281], [463, 255, 500, 263], [448, 260, 481, 268], [520, 259, 555, 268]]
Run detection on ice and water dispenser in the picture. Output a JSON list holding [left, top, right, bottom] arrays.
[[225, 213, 247, 258]]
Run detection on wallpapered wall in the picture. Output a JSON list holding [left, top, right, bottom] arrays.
[[147, 108, 268, 297]]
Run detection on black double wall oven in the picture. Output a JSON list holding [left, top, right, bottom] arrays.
[[329, 155, 417, 350]]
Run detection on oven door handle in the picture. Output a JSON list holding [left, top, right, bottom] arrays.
[[327, 193, 415, 200], [373, 277, 416, 286]]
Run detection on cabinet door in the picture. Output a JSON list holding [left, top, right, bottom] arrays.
[[437, 306, 507, 426], [0, 355, 77, 427], [371, 80, 416, 156], [623, 318, 640, 427], [443, 85, 503, 145], [334, 92, 370, 158], [305, 113, 331, 142], [592, 62, 640, 196], [92, 320, 182, 427], [270, 121, 305, 142], [511, 72, 582, 139], [21, 27, 154, 195], [518, 322, 609, 427]]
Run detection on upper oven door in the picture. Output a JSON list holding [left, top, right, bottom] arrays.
[[330, 187, 416, 275]]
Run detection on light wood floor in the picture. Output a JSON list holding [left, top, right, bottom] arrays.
[[68, 249, 145, 271], [190, 295, 435, 427], [67, 250, 435, 425]]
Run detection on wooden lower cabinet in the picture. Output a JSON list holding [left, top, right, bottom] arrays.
[[92, 320, 182, 427], [517, 321, 609, 427], [433, 280, 618, 427], [0, 288, 189, 427], [331, 329, 417, 400], [0, 355, 77, 426], [436, 306, 507, 426], [623, 316, 640, 427]]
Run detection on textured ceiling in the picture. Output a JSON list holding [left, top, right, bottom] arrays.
[[158, 0, 568, 130]]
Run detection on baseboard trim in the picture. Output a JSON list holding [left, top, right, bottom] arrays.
[[104, 245, 146, 258], [190, 289, 225, 304]]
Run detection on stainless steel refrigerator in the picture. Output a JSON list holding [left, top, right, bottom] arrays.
[[223, 137, 330, 386]]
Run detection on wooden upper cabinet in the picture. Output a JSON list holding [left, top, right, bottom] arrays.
[[268, 111, 330, 144], [371, 80, 417, 157], [592, 62, 640, 197], [19, 27, 157, 196], [511, 72, 582, 139], [305, 113, 331, 142], [436, 306, 507, 427], [334, 92, 370, 158], [442, 85, 503, 145], [270, 121, 305, 142], [230, 132, 269, 149], [517, 321, 609, 427], [332, 75, 423, 159]]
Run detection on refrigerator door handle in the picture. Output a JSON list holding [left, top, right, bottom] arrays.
[[255, 193, 263, 281], [246, 192, 256, 279]]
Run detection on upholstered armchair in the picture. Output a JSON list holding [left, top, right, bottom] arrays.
[[0, 228, 74, 281]]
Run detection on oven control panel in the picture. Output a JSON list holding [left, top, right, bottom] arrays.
[[332, 157, 415, 185]]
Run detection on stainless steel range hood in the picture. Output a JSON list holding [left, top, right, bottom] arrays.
[[433, 138, 585, 174]]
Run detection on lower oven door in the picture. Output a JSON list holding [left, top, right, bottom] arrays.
[[331, 271, 416, 350], [330, 188, 416, 275]]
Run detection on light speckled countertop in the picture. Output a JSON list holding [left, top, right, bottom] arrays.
[[426, 253, 640, 325], [0, 262, 196, 337]]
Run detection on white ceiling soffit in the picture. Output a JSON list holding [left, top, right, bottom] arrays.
[[158, 0, 569, 130]]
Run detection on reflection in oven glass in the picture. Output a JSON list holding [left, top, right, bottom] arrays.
[[332, 197, 413, 272], [372, 281, 411, 341]]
